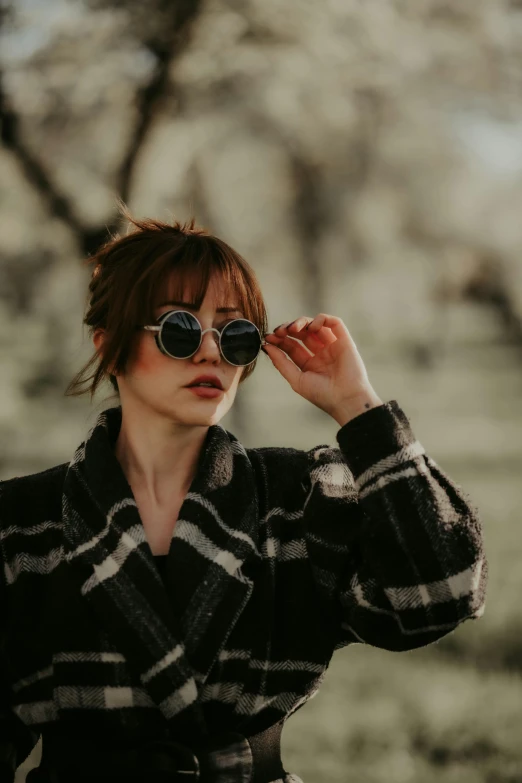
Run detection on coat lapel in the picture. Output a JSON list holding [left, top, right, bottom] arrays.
[[61, 405, 262, 741]]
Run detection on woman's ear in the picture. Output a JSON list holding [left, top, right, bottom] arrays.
[[93, 328, 117, 377], [93, 328, 106, 357]]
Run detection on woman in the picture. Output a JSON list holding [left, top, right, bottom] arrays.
[[0, 210, 487, 783]]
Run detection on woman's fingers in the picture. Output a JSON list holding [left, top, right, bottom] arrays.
[[268, 316, 334, 352], [265, 334, 314, 369], [273, 315, 346, 340], [262, 341, 302, 389], [305, 313, 356, 350], [269, 314, 353, 357]]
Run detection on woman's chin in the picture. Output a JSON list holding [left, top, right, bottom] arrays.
[[178, 403, 228, 426]]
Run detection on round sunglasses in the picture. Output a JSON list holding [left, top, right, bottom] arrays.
[[142, 310, 266, 367]]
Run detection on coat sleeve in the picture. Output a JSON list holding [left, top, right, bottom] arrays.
[[0, 577, 19, 781], [0, 506, 39, 780], [301, 400, 487, 652]]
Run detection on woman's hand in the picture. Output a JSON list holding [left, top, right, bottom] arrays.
[[263, 314, 383, 426]]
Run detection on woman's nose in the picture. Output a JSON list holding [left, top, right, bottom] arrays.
[[193, 328, 221, 361]]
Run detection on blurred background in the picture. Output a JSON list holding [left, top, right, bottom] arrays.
[[1, 0, 521, 781]]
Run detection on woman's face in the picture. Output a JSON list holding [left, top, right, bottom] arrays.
[[94, 272, 246, 427]]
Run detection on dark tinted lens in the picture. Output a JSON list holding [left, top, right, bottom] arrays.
[[220, 319, 261, 365], [160, 311, 201, 358]]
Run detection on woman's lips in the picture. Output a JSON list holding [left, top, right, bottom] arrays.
[[186, 386, 224, 398]]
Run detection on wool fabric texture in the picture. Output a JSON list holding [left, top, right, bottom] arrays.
[[0, 400, 487, 782]]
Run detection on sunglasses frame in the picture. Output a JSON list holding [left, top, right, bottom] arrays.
[[142, 309, 267, 367]]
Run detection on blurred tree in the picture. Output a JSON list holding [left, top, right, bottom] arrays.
[[0, 0, 521, 457], [1, 0, 205, 255]]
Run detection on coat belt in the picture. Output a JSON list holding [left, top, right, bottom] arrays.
[[28, 720, 287, 783]]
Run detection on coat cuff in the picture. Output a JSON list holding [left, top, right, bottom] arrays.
[[335, 400, 418, 479]]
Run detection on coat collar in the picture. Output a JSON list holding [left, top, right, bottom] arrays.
[[61, 404, 262, 741]]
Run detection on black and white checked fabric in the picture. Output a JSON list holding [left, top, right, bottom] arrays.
[[0, 400, 487, 782]]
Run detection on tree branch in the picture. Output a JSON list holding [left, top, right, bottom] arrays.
[[0, 74, 87, 239], [115, 0, 205, 208], [0, 0, 205, 258]]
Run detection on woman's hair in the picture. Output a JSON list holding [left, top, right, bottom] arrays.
[[64, 203, 268, 402]]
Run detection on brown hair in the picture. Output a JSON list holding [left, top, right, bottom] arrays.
[[64, 204, 268, 402]]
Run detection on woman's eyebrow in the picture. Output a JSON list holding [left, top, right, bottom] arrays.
[[157, 300, 242, 313]]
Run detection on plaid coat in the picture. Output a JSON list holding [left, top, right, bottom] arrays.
[[0, 400, 487, 782]]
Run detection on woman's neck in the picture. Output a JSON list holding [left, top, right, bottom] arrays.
[[113, 414, 208, 508]]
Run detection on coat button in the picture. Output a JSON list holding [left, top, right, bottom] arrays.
[[136, 738, 200, 781]]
